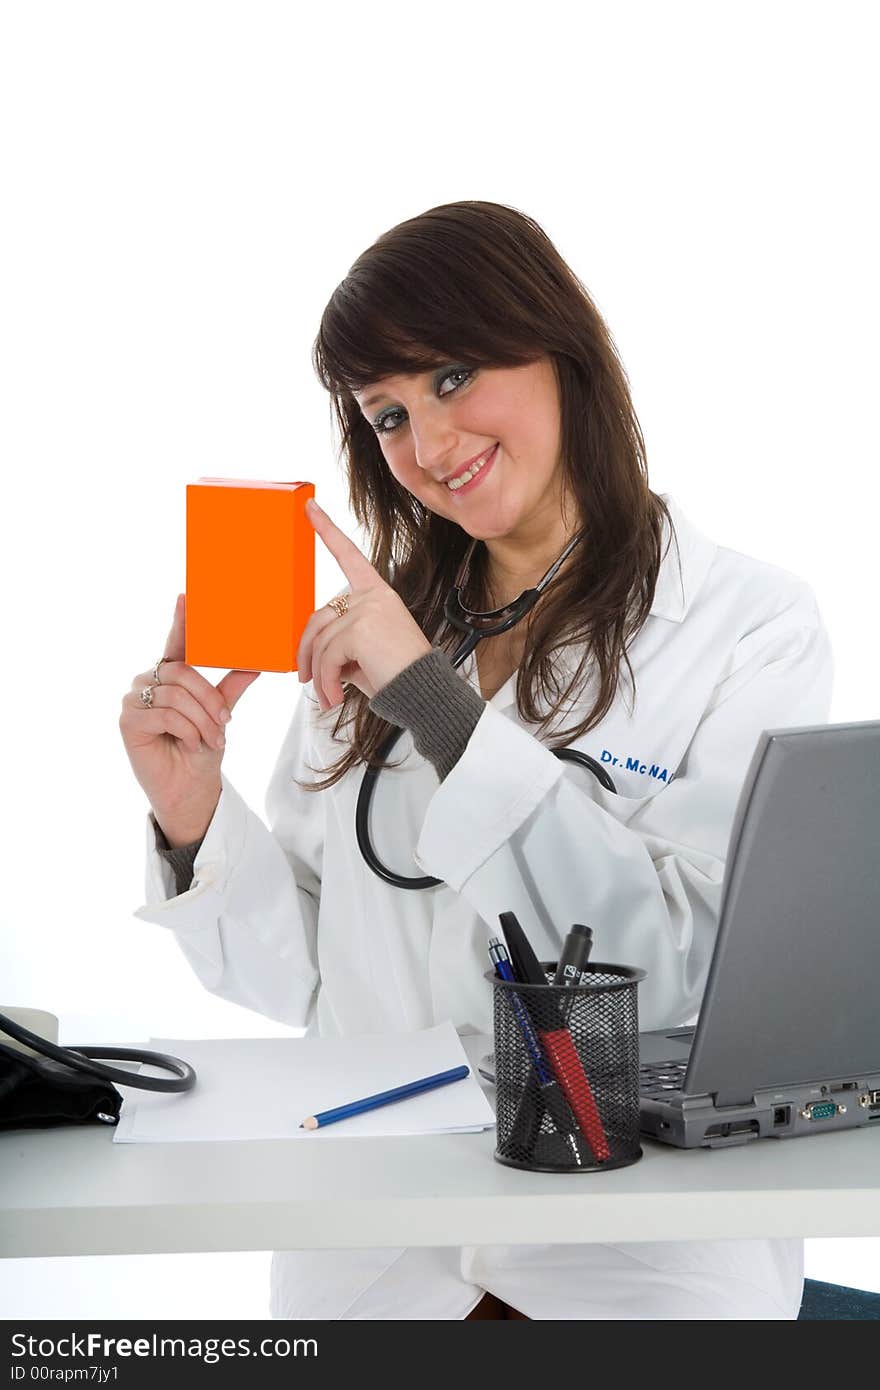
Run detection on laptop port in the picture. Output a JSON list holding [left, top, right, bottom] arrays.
[[704, 1119, 760, 1139], [859, 1090, 880, 1110], [800, 1101, 839, 1120], [773, 1106, 791, 1127]]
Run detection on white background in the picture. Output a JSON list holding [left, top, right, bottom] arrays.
[[1, 0, 877, 1318]]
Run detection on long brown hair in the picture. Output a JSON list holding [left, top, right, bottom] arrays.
[[298, 200, 673, 791]]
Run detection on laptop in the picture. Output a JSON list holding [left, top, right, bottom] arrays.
[[481, 720, 880, 1148]]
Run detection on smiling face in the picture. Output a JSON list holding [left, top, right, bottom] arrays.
[[353, 357, 572, 549]]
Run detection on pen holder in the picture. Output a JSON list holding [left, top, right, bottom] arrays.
[[488, 962, 645, 1173]]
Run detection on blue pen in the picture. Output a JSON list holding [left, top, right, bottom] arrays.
[[490, 939, 552, 1079], [489, 937, 583, 1163], [300, 1065, 470, 1130]]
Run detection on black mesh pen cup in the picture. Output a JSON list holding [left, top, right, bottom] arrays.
[[487, 962, 646, 1173]]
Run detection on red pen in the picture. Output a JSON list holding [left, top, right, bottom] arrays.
[[536, 1027, 611, 1162]]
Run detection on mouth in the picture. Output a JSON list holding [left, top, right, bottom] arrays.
[[445, 443, 498, 494]]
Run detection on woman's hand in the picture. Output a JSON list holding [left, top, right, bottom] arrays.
[[298, 499, 433, 711], [119, 594, 261, 844]]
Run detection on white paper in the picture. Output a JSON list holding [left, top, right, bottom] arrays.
[[113, 1020, 496, 1142]]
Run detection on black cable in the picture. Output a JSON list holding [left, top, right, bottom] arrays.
[[0, 1011, 196, 1092]]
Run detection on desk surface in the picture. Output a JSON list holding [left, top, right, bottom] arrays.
[[3, 1038, 880, 1259]]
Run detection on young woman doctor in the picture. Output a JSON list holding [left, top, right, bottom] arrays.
[[120, 201, 833, 1320]]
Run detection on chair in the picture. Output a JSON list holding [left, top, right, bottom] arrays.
[[798, 1278, 880, 1319]]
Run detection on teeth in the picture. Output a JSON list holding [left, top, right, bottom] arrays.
[[447, 449, 493, 490]]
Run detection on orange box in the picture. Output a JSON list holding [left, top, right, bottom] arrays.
[[185, 478, 315, 672]]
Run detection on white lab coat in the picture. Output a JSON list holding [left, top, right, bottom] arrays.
[[134, 495, 833, 1319]]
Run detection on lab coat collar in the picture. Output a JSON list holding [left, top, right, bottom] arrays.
[[459, 493, 717, 711], [648, 494, 717, 623]]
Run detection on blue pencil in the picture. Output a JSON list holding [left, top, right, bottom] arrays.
[[300, 1064, 470, 1130]]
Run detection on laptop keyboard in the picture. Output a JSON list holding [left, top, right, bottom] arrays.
[[639, 1059, 688, 1097]]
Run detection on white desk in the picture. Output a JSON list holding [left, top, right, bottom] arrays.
[[3, 1036, 880, 1259]]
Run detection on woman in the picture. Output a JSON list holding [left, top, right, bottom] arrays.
[[120, 200, 833, 1319]]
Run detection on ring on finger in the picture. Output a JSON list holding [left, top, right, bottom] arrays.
[[152, 654, 172, 683], [139, 685, 158, 708]]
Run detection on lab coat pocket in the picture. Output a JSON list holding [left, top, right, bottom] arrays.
[[567, 761, 673, 829]]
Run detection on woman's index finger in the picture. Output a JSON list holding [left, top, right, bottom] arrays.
[[306, 500, 381, 590]]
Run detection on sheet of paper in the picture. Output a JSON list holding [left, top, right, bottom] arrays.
[[113, 1020, 496, 1142]]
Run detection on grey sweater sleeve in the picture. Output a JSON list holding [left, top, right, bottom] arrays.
[[153, 648, 486, 896], [151, 815, 203, 897], [368, 647, 486, 781]]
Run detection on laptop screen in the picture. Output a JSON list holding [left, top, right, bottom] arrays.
[[685, 721, 880, 1107]]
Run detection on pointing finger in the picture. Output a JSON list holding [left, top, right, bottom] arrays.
[[305, 499, 382, 590]]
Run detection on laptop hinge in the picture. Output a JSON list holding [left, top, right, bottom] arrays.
[[711, 1090, 757, 1109]]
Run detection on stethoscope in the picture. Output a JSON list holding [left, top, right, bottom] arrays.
[[356, 527, 618, 889]]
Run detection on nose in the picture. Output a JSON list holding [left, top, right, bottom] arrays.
[[409, 404, 458, 475]]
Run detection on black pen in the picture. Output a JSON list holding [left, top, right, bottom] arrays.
[[553, 923, 594, 988], [553, 923, 593, 1025]]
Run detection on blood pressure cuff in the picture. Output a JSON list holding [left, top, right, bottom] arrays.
[[0, 1042, 122, 1131]]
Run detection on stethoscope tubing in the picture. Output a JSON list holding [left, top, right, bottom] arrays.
[[356, 629, 617, 891]]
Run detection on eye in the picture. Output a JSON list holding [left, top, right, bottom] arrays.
[[438, 366, 472, 396], [371, 408, 405, 436], [371, 367, 475, 436]]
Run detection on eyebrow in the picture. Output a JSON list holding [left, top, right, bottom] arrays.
[[357, 364, 448, 413]]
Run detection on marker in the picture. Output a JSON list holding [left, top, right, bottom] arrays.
[[300, 1065, 469, 1130], [554, 923, 594, 1025], [553, 924, 594, 987]]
